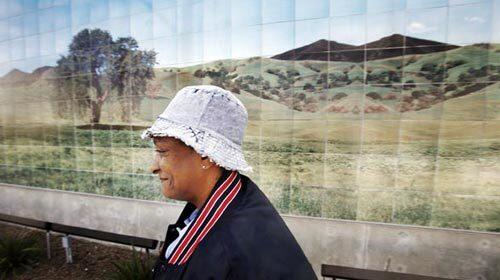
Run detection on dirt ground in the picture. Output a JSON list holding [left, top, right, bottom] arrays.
[[0, 222, 158, 280]]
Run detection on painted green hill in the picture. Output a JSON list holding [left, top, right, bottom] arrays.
[[0, 43, 498, 125]]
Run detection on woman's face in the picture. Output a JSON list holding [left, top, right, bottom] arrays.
[[150, 137, 204, 201]]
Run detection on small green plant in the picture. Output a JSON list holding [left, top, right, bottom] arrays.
[[0, 232, 42, 279], [107, 247, 154, 280]]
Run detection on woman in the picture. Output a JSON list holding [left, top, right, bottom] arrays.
[[142, 85, 317, 279]]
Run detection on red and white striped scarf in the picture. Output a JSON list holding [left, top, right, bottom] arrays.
[[166, 171, 242, 265]]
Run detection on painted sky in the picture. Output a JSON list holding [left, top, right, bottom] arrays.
[[0, 0, 499, 75]]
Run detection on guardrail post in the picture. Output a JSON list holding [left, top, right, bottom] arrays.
[[62, 234, 73, 263], [45, 230, 51, 259]]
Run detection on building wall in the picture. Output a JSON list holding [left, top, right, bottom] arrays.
[[1, 0, 500, 232], [1, 184, 499, 279]]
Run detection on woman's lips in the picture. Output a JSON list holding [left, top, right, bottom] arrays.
[[160, 178, 171, 188], [160, 178, 172, 188]]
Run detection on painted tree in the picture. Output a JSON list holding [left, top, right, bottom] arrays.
[[109, 37, 156, 122], [54, 28, 156, 124]]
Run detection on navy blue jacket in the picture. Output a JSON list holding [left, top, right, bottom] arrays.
[[152, 170, 317, 279]]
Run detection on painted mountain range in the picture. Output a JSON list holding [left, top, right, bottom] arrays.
[[1, 35, 498, 117], [272, 34, 460, 62]]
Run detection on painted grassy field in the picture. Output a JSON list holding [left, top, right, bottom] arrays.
[[0, 45, 499, 231], [1, 86, 499, 231]]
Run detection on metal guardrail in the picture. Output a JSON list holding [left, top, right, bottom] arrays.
[[321, 264, 456, 280], [0, 213, 158, 263]]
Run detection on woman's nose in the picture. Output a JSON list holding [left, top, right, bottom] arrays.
[[150, 154, 160, 174], [150, 165, 159, 174]]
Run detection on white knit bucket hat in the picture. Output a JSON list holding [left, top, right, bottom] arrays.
[[141, 85, 252, 173]]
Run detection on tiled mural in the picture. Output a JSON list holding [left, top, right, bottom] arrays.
[[0, 0, 499, 232]]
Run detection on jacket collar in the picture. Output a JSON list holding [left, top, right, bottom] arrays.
[[165, 169, 242, 265]]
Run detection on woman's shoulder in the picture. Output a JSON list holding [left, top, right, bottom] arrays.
[[217, 175, 299, 248], [232, 174, 283, 220]]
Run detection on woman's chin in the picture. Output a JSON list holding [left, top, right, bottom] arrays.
[[161, 181, 185, 201], [162, 190, 176, 200], [161, 181, 174, 198]]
